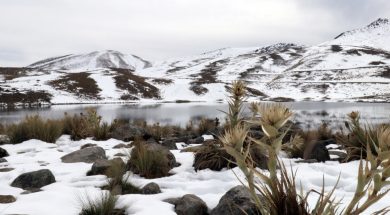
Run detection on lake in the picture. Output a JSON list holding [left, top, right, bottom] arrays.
[[1, 102, 390, 128]]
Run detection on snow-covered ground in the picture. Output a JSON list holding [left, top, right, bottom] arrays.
[[0, 136, 389, 215]]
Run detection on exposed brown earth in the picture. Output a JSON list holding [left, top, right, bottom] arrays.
[[189, 59, 229, 95], [0, 67, 32, 81], [111, 68, 160, 100], [0, 90, 52, 108], [151, 78, 174, 85], [48, 72, 101, 100]]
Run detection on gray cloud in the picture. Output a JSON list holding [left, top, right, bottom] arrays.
[[0, 0, 389, 66]]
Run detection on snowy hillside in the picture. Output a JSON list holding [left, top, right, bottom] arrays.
[[28, 50, 151, 71], [1, 18, 390, 106]]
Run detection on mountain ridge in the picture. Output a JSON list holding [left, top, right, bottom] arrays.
[[1, 18, 390, 107]]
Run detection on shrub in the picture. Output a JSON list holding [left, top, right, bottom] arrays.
[[93, 122, 111, 141], [282, 123, 333, 159], [63, 109, 112, 141], [6, 115, 63, 143], [79, 192, 118, 215], [0, 123, 5, 135], [127, 140, 171, 178], [337, 112, 383, 161], [197, 118, 217, 135], [193, 140, 235, 171], [105, 159, 141, 195]]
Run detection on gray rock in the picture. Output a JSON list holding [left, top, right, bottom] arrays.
[[114, 153, 127, 157], [11, 169, 56, 190], [0, 168, 14, 172], [167, 194, 208, 215], [0, 158, 7, 163], [211, 186, 259, 215], [61, 147, 106, 163], [0, 147, 9, 158], [161, 138, 178, 150], [161, 135, 198, 150], [0, 135, 10, 145], [329, 150, 347, 161], [176, 194, 208, 215], [0, 195, 16, 203], [303, 142, 330, 162], [141, 182, 161, 194], [111, 124, 146, 141], [87, 158, 125, 176], [80, 143, 97, 149], [187, 136, 205, 145], [113, 143, 131, 149]]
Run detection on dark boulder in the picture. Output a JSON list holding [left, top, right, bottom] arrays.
[[111, 124, 146, 141], [113, 143, 131, 149], [0, 147, 9, 158], [141, 182, 161, 194], [11, 169, 56, 190], [211, 186, 260, 215], [80, 143, 97, 149], [165, 194, 208, 215], [303, 141, 330, 162], [187, 136, 205, 145], [0, 158, 7, 163]]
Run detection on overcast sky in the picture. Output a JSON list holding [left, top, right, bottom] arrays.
[[0, 0, 389, 66]]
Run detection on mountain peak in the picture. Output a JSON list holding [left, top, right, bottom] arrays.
[[367, 18, 389, 28], [28, 50, 150, 71], [335, 18, 389, 39]]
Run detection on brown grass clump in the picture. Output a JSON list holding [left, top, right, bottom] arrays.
[[62, 109, 113, 141], [336, 112, 381, 161], [105, 159, 141, 195], [197, 118, 218, 135], [6, 115, 63, 144], [283, 123, 333, 159], [127, 140, 171, 179], [79, 192, 119, 215], [193, 140, 235, 171]]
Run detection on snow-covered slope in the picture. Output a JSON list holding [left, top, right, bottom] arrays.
[[329, 18, 390, 50], [1, 19, 390, 106], [28, 50, 151, 71]]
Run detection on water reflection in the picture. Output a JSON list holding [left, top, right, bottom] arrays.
[[1, 102, 390, 128]]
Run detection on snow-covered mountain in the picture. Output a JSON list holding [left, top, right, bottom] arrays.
[[1, 18, 390, 106], [28, 50, 151, 71]]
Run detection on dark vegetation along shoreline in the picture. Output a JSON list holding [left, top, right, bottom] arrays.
[[1, 81, 390, 214]]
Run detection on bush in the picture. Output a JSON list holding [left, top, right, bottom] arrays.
[[0, 123, 5, 135], [79, 192, 118, 215], [197, 118, 217, 135], [337, 112, 382, 161], [62, 109, 112, 141], [127, 140, 171, 178], [193, 140, 235, 171], [6, 115, 63, 143], [93, 122, 111, 141]]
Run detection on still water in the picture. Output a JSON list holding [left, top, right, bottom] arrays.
[[0, 102, 390, 128]]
